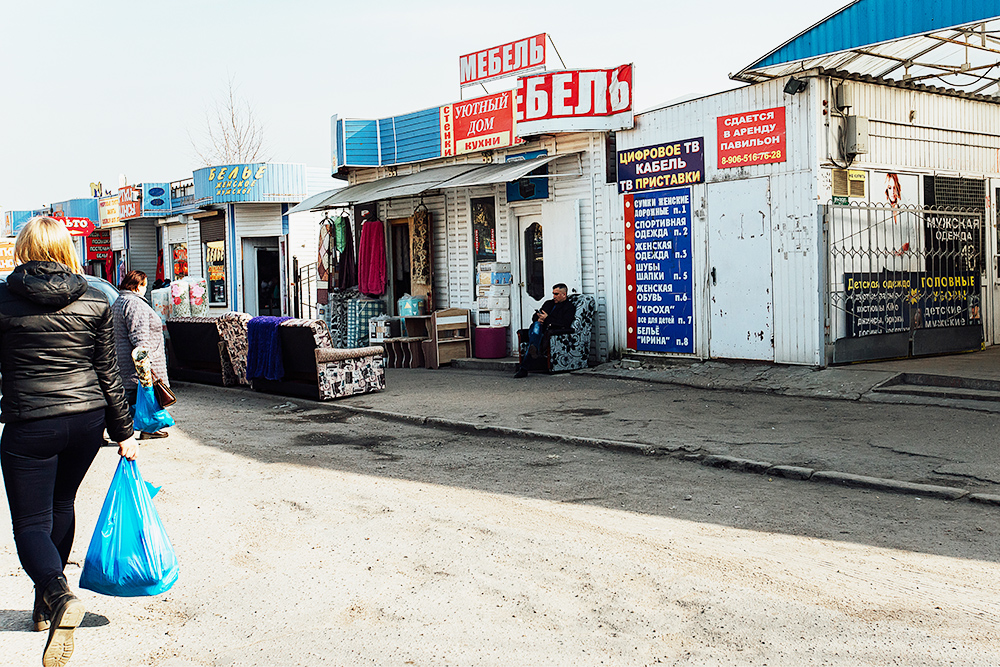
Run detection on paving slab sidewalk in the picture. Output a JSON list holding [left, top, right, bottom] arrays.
[[322, 364, 1000, 504]]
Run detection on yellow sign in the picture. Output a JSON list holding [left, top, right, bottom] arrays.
[[0, 241, 16, 274], [99, 195, 122, 228]]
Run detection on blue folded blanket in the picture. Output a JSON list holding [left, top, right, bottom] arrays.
[[246, 316, 291, 381]]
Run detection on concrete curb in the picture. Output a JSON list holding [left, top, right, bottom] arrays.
[[327, 402, 986, 506]]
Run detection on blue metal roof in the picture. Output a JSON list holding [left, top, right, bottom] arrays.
[[736, 0, 1000, 97]]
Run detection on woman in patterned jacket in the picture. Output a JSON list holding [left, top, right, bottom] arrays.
[[110, 270, 170, 439]]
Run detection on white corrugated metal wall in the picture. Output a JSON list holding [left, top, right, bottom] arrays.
[[234, 204, 283, 238], [616, 78, 823, 365]]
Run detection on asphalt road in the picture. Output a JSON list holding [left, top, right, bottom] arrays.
[[1, 383, 998, 666]]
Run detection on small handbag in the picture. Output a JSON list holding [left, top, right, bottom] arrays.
[[151, 371, 177, 408]]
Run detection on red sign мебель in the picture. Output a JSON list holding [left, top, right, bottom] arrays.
[[515, 64, 633, 135], [460, 34, 546, 88], [717, 107, 786, 169]]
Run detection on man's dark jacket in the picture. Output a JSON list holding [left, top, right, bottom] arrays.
[[0, 261, 133, 441], [534, 298, 576, 334]]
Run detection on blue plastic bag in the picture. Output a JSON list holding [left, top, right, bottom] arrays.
[[133, 383, 175, 434], [79, 458, 179, 597]]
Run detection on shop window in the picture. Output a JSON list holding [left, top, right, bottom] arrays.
[[171, 243, 188, 279], [605, 132, 617, 184], [205, 240, 227, 306], [524, 222, 544, 301], [471, 197, 496, 266]]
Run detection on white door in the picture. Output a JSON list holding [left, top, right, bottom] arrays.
[[707, 178, 774, 360], [242, 237, 280, 316], [516, 201, 582, 328]]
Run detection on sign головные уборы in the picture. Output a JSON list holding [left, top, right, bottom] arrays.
[[625, 187, 694, 354], [717, 107, 786, 169], [617, 139, 704, 194], [843, 271, 980, 337]]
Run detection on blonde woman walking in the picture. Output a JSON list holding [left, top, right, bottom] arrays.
[[0, 217, 136, 667]]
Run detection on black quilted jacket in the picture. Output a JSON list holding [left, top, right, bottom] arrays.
[[0, 261, 133, 441]]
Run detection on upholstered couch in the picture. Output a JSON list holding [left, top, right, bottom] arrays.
[[166, 316, 227, 386], [315, 346, 386, 399], [517, 293, 596, 373]]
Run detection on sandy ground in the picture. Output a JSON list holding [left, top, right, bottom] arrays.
[[1, 384, 999, 666]]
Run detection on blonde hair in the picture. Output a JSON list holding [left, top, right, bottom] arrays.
[[14, 217, 83, 274]]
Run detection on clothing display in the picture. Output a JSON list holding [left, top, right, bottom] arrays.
[[333, 216, 348, 254], [412, 205, 431, 285], [358, 219, 387, 296], [336, 215, 358, 290], [246, 316, 291, 381], [327, 286, 360, 348], [346, 298, 386, 348]]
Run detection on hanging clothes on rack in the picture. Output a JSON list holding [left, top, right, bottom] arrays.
[[336, 214, 358, 290], [357, 218, 386, 296], [412, 204, 431, 285], [333, 215, 348, 254]]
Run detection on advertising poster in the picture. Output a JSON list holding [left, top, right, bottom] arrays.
[[0, 241, 16, 275], [515, 64, 633, 135], [471, 198, 497, 264], [617, 138, 704, 194], [624, 187, 694, 354], [460, 34, 546, 88], [717, 107, 786, 169], [51, 216, 95, 237], [118, 186, 141, 220], [843, 270, 980, 337], [173, 244, 189, 278], [440, 91, 523, 156], [98, 195, 121, 228], [206, 240, 227, 306], [86, 229, 112, 261]]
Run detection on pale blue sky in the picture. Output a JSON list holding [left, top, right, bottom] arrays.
[[0, 0, 847, 211]]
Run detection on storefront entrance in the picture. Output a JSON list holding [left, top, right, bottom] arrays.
[[516, 203, 582, 329], [242, 237, 281, 316], [707, 178, 775, 361]]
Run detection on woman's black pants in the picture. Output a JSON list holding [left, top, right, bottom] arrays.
[[1, 408, 105, 590]]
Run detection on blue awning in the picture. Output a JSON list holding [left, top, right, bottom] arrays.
[[735, 0, 1000, 98]]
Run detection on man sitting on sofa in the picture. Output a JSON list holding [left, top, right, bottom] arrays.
[[514, 283, 576, 378]]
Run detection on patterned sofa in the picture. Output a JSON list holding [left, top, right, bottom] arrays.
[[315, 346, 386, 399], [517, 293, 596, 373], [249, 319, 385, 400]]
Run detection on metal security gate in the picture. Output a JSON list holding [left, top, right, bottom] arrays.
[[293, 258, 319, 319], [826, 201, 984, 364]]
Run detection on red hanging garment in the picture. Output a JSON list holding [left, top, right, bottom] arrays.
[[155, 249, 165, 283], [357, 219, 386, 296]]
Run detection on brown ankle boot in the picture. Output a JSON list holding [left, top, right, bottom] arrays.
[[41, 576, 85, 667]]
